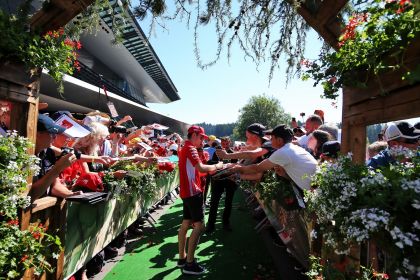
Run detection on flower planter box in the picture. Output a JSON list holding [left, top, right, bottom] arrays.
[[62, 170, 179, 279]]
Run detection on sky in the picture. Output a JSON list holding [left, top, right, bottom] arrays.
[[141, 4, 344, 126]]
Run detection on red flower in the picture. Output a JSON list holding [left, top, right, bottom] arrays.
[[76, 41, 82, 50], [338, 13, 368, 47], [64, 38, 75, 47], [58, 27, 65, 36], [20, 255, 29, 263], [32, 231, 41, 239], [158, 162, 175, 172], [7, 219, 19, 226], [73, 60, 81, 71], [373, 271, 389, 279], [284, 197, 294, 205]]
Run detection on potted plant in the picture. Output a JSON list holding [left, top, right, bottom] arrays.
[[301, 0, 420, 99], [0, 132, 62, 279], [305, 150, 420, 279]]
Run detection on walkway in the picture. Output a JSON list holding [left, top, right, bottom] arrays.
[[103, 191, 278, 280]]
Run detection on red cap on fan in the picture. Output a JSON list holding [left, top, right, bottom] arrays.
[[187, 125, 209, 139]]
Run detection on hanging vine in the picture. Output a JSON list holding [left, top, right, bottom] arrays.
[[133, 0, 311, 83]]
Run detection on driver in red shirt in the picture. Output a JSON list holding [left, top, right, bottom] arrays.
[[177, 125, 223, 275]]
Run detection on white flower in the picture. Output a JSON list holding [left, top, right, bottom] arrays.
[[389, 145, 415, 159], [412, 199, 420, 210], [389, 226, 419, 249], [343, 208, 390, 243], [401, 179, 420, 194]]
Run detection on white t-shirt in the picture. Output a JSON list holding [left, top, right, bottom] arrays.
[[297, 134, 310, 148], [268, 143, 318, 190]]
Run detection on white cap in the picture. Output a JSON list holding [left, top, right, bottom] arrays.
[[83, 115, 109, 126], [384, 122, 420, 141], [169, 143, 178, 151]]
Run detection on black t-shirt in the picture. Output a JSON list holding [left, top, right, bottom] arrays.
[[36, 148, 57, 180], [255, 140, 275, 163], [209, 147, 238, 164]]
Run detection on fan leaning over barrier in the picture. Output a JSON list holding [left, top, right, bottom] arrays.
[[230, 124, 318, 269]]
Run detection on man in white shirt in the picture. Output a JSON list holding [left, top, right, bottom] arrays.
[[297, 114, 323, 149], [232, 124, 318, 270], [233, 125, 317, 189]]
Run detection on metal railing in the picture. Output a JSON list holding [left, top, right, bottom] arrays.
[[72, 61, 146, 106]]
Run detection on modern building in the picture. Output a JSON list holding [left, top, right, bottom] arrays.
[[36, 1, 189, 133]]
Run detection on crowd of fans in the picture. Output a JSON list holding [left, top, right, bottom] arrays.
[[28, 104, 185, 279], [19, 103, 420, 277], [31, 107, 183, 201], [175, 109, 420, 275]]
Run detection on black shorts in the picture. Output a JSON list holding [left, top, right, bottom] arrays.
[[182, 192, 205, 223]]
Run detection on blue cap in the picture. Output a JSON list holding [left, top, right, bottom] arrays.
[[38, 114, 66, 134], [51, 110, 72, 121]]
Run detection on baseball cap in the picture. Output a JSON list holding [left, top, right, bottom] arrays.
[[264, 125, 293, 142], [208, 135, 217, 141], [38, 114, 66, 134], [247, 123, 266, 138], [169, 143, 179, 151], [51, 110, 72, 121], [188, 125, 209, 139], [321, 141, 341, 158], [384, 121, 420, 141], [293, 126, 306, 134]]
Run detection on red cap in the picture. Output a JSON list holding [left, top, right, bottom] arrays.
[[188, 125, 209, 139]]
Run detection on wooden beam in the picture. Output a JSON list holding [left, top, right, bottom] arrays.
[[31, 197, 60, 213], [316, 0, 348, 25], [297, 4, 340, 49], [341, 121, 366, 164], [296, 0, 348, 49], [30, 0, 95, 32]]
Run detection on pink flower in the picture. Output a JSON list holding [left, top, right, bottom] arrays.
[[300, 59, 312, 67]]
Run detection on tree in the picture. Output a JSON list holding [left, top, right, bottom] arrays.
[[196, 122, 236, 137], [233, 94, 291, 140], [366, 123, 384, 144]]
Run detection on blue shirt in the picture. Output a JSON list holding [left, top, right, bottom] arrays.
[[204, 147, 216, 159], [367, 149, 395, 169]]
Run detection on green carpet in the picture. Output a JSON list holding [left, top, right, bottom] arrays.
[[104, 191, 277, 280]]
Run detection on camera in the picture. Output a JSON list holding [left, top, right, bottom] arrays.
[[109, 125, 127, 134], [58, 147, 74, 160], [59, 147, 81, 159]]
